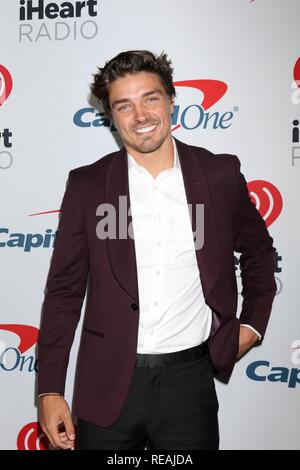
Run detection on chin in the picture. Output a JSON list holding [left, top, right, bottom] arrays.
[[135, 135, 167, 154], [135, 142, 162, 154]]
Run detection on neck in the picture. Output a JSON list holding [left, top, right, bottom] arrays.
[[127, 135, 174, 179]]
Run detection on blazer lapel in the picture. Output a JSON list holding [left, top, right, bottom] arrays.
[[175, 138, 220, 301], [105, 146, 139, 302]]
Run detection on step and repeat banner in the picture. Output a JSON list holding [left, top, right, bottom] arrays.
[[0, 0, 299, 450]]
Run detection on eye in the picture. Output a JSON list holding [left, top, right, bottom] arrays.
[[117, 104, 131, 112], [146, 97, 158, 103]]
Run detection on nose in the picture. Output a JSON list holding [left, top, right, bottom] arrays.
[[133, 103, 148, 122]]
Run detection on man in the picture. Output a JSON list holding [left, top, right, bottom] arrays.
[[38, 50, 276, 450]]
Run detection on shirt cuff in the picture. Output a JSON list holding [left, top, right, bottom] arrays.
[[240, 324, 262, 341], [38, 393, 61, 398]]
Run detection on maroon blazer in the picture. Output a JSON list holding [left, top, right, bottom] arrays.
[[38, 138, 276, 427]]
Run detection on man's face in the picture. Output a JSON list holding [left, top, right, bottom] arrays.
[[109, 72, 174, 155]]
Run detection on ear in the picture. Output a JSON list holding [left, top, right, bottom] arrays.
[[170, 97, 175, 115], [110, 110, 116, 128]]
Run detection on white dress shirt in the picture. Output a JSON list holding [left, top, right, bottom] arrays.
[[128, 140, 213, 354]]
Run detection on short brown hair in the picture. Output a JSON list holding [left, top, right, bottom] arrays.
[[91, 50, 176, 117]]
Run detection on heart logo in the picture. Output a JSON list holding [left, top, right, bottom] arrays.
[[0, 64, 13, 106], [294, 57, 300, 88], [247, 180, 283, 228], [17, 422, 49, 450]]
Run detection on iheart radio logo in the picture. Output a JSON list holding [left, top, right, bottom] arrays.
[[0, 65, 13, 106], [247, 180, 283, 228], [0, 324, 39, 353], [17, 422, 49, 450], [293, 57, 300, 88]]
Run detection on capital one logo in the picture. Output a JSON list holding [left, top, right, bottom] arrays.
[[17, 422, 49, 450], [246, 341, 300, 389], [0, 65, 13, 106], [247, 180, 283, 227], [0, 209, 59, 252], [171, 79, 233, 131], [73, 78, 237, 131], [0, 324, 39, 372]]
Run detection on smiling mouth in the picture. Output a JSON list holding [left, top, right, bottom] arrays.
[[133, 123, 158, 135]]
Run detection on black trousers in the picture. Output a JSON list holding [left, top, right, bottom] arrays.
[[77, 349, 219, 450]]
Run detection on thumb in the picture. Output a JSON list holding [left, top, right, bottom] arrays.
[[63, 413, 76, 441]]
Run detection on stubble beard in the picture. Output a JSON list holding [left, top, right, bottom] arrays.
[[122, 122, 171, 155], [129, 135, 166, 154]]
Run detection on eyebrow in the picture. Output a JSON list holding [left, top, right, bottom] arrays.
[[111, 89, 163, 109]]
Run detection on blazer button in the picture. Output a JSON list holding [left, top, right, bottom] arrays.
[[131, 303, 138, 311]]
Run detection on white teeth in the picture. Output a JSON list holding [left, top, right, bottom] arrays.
[[135, 124, 157, 134]]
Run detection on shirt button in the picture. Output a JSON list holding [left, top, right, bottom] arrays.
[[131, 303, 138, 311], [156, 270, 160, 276], [156, 241, 161, 246], [148, 330, 154, 336], [153, 301, 158, 306]]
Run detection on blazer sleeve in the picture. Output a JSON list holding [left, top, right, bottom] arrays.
[[37, 170, 89, 396], [232, 156, 277, 338]]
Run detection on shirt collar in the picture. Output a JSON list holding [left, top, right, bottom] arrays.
[[127, 138, 181, 175]]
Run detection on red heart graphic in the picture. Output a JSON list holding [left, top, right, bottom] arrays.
[[247, 180, 283, 228], [0, 64, 13, 106], [293, 57, 300, 88]]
